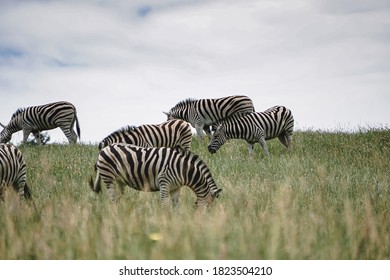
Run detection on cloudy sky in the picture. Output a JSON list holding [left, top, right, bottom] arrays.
[[1, 0, 389, 144]]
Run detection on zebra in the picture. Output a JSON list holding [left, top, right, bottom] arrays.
[[89, 144, 222, 208], [0, 143, 32, 202], [0, 101, 81, 145], [163, 95, 255, 137], [98, 119, 192, 151], [208, 106, 294, 156]]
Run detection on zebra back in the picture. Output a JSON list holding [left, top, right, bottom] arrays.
[[0, 101, 80, 144], [165, 95, 255, 129], [208, 106, 294, 155], [255, 106, 294, 139], [98, 119, 192, 150], [19, 101, 77, 130], [217, 106, 294, 140], [99, 126, 149, 150], [93, 144, 221, 207]]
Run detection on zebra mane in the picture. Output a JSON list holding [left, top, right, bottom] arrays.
[[116, 125, 138, 134], [173, 145, 201, 161], [174, 98, 197, 108], [109, 125, 138, 137], [216, 111, 249, 125], [99, 125, 138, 147], [172, 145, 187, 154], [11, 108, 25, 119]]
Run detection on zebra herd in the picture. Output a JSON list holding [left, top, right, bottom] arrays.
[[0, 96, 294, 209]]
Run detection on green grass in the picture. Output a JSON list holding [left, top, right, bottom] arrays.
[[0, 129, 389, 259]]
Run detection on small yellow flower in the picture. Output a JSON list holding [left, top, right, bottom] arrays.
[[148, 232, 162, 241]]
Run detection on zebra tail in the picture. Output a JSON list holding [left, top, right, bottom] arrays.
[[89, 172, 102, 193], [75, 114, 81, 140]]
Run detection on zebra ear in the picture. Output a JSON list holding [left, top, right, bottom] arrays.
[[215, 124, 224, 132], [163, 111, 169, 116], [0, 122, 6, 128]]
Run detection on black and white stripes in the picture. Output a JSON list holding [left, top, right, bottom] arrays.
[[1, 97, 294, 210], [0, 143, 32, 201], [0, 101, 80, 144], [164, 95, 255, 137], [98, 119, 192, 151], [208, 106, 294, 156], [89, 144, 222, 208]]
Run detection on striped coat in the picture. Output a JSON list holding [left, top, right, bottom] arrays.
[[98, 119, 192, 150], [90, 144, 222, 208], [0, 143, 32, 201], [0, 101, 80, 144], [208, 106, 294, 156], [164, 95, 255, 137]]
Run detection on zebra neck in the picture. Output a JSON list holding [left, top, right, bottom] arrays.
[[181, 107, 193, 123], [5, 118, 22, 134], [187, 165, 216, 197]]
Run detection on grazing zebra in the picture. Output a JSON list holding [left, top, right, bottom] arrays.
[[98, 119, 192, 151], [208, 106, 294, 156], [164, 95, 255, 137], [0, 143, 32, 202], [0, 101, 81, 144], [89, 144, 222, 208]]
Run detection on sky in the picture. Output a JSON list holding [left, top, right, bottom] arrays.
[[1, 0, 389, 144]]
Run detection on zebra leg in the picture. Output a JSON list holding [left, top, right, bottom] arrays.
[[247, 142, 255, 156], [14, 179, 27, 201], [203, 125, 212, 137], [0, 182, 6, 202], [32, 131, 41, 145], [259, 137, 269, 156], [159, 184, 171, 208], [157, 166, 180, 208], [286, 134, 293, 151], [170, 188, 181, 208], [61, 126, 77, 144], [278, 134, 289, 149], [195, 125, 206, 138], [22, 129, 32, 144], [107, 183, 121, 203]]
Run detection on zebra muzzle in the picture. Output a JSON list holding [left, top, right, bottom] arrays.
[[208, 145, 216, 154]]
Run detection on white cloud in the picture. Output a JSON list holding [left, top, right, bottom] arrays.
[[0, 0, 389, 143]]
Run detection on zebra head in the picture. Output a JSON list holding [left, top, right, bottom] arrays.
[[164, 98, 195, 121], [0, 109, 24, 143], [194, 185, 222, 209], [0, 123, 12, 143], [163, 109, 185, 121], [163, 111, 174, 121], [208, 124, 227, 154]]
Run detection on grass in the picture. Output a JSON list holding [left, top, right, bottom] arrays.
[[0, 128, 389, 259]]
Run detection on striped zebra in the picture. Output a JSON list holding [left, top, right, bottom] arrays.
[[98, 119, 192, 151], [0, 101, 81, 145], [89, 144, 222, 208], [164, 95, 255, 137], [0, 143, 32, 202], [208, 106, 294, 156]]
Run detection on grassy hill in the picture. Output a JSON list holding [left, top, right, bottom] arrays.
[[0, 129, 389, 259]]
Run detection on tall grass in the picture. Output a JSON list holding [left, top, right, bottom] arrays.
[[0, 129, 389, 259]]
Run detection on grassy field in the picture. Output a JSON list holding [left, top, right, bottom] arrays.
[[0, 129, 389, 259]]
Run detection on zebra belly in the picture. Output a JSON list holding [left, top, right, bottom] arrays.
[[24, 123, 57, 132], [123, 173, 159, 192], [264, 128, 284, 140]]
